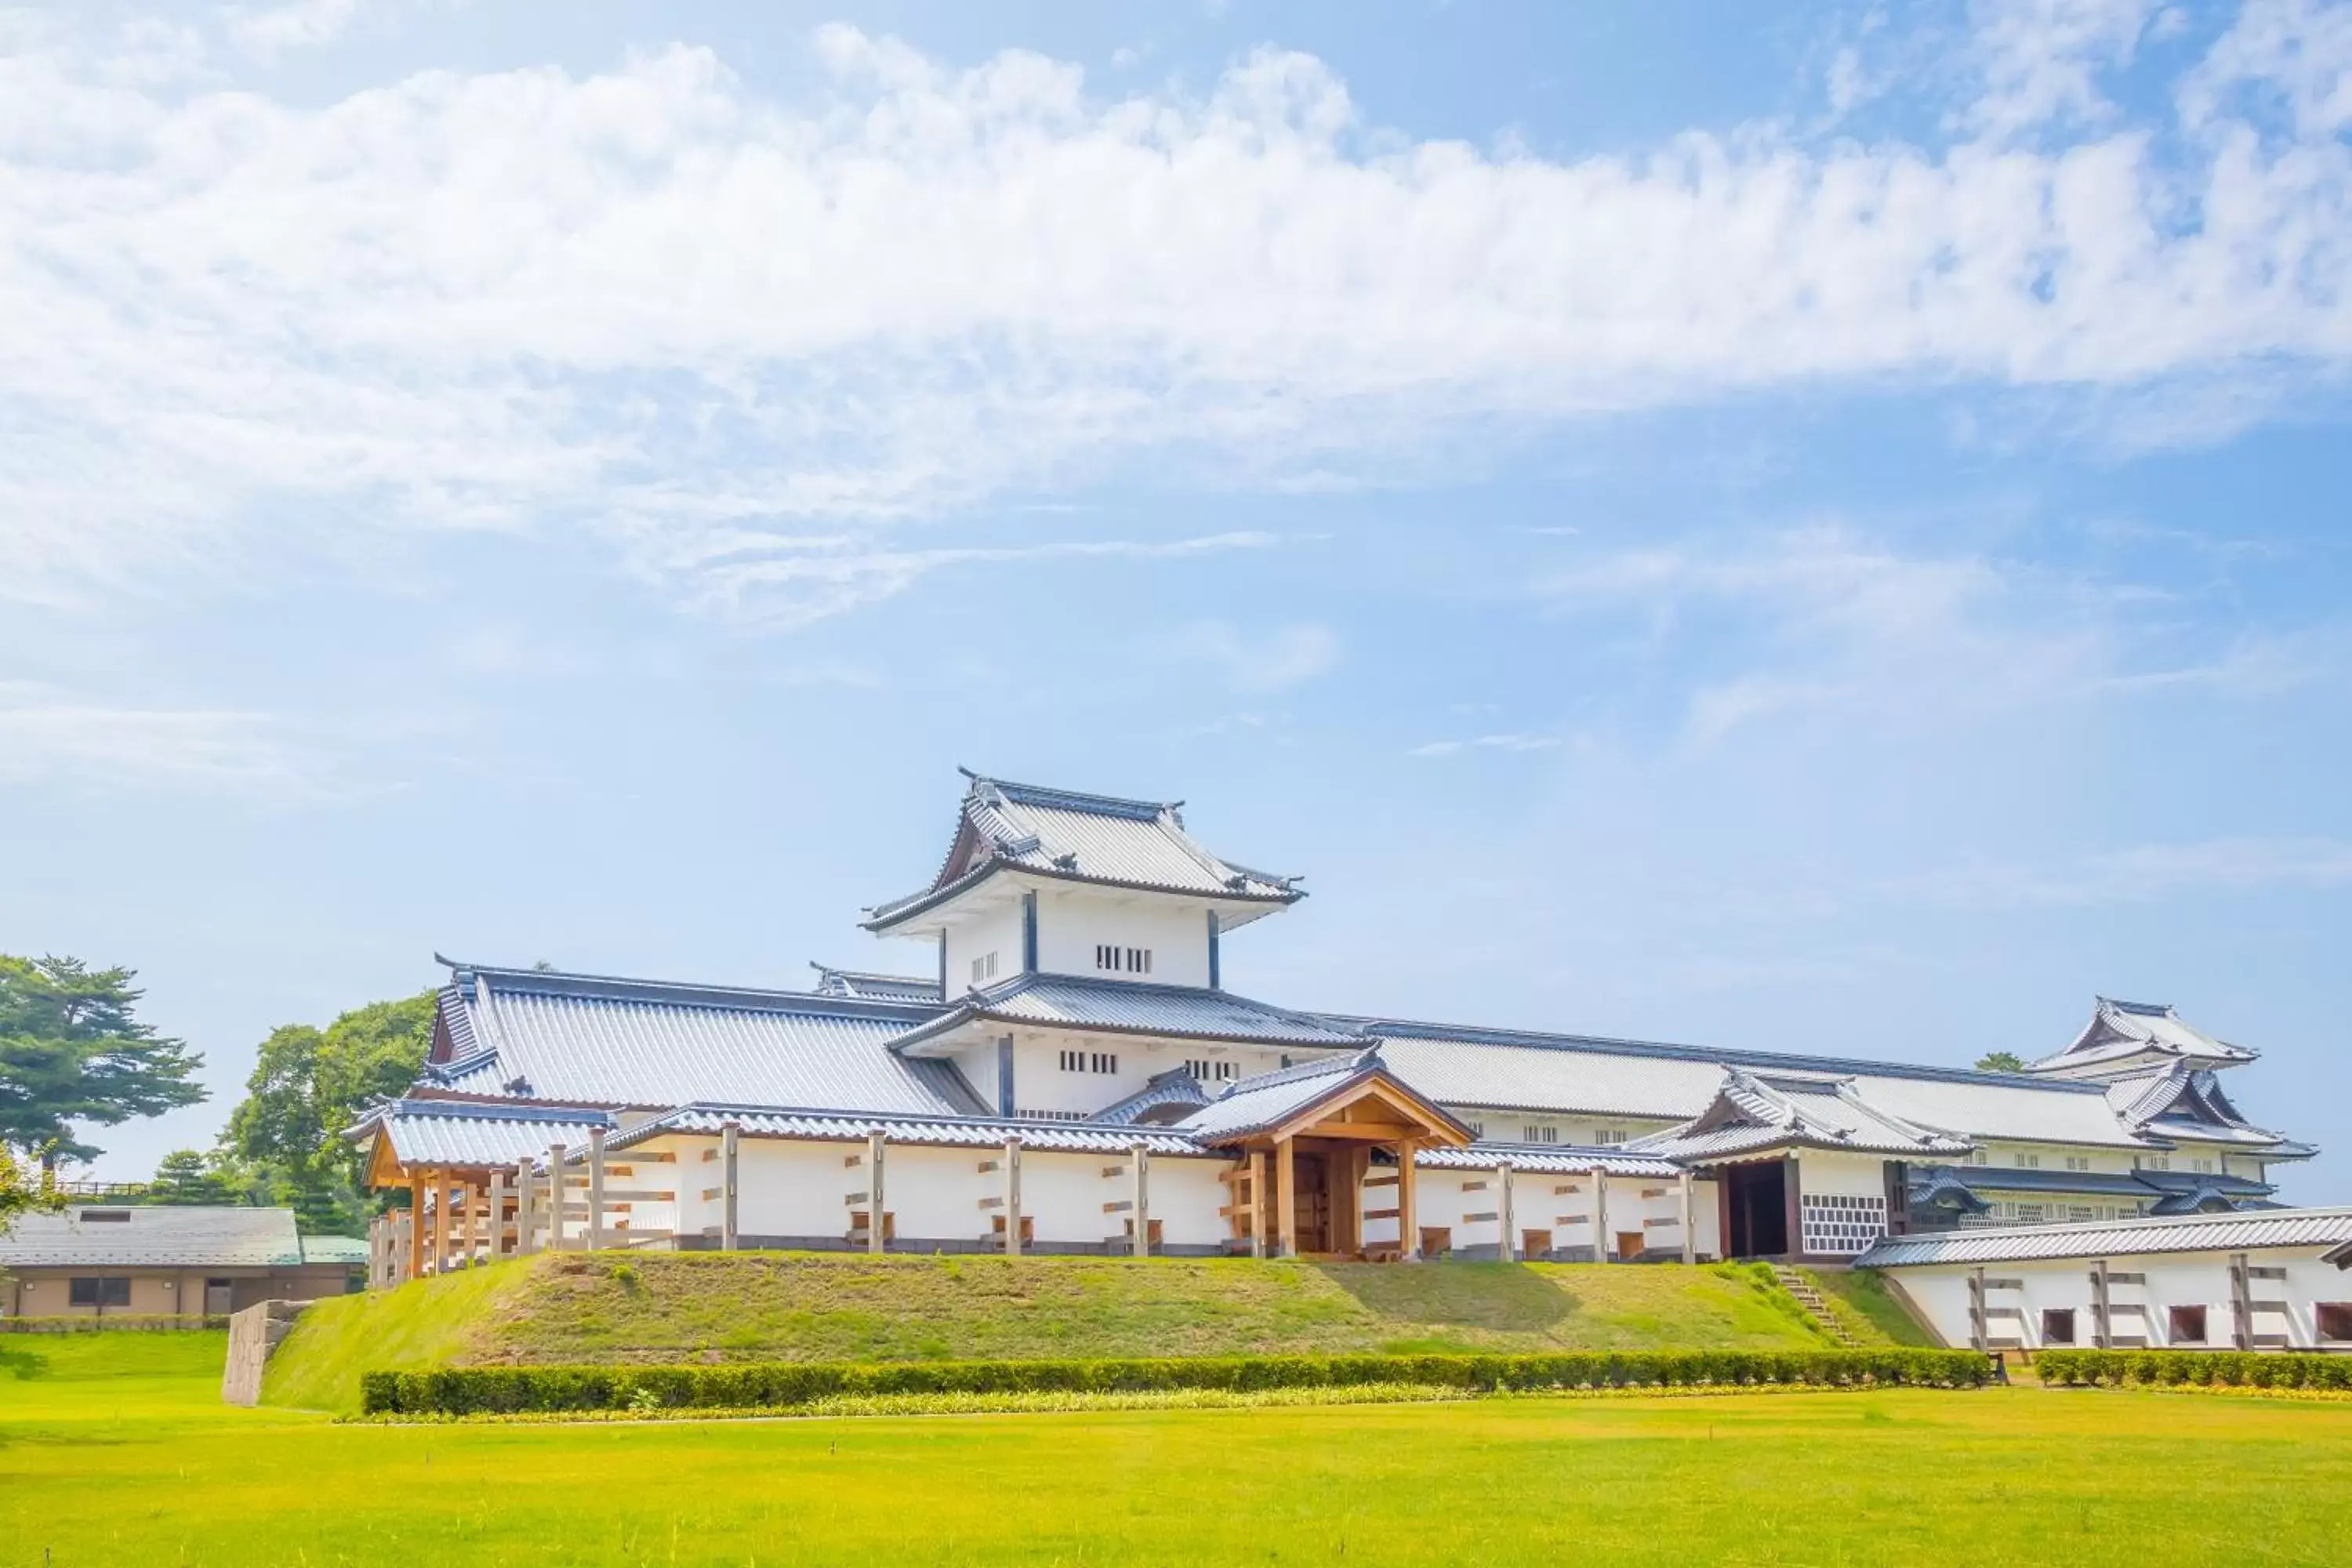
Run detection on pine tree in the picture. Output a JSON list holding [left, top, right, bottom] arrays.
[[0, 955, 206, 1164], [150, 1149, 238, 1205]]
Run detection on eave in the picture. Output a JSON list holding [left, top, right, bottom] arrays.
[[862, 857, 1301, 935]]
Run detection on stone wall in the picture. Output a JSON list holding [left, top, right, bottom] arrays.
[[220, 1299, 310, 1406]]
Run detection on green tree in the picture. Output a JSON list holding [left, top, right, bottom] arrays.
[[0, 1142, 63, 1234], [219, 991, 436, 1233], [149, 1148, 237, 1205], [0, 955, 206, 1165], [1974, 1051, 2027, 1073]]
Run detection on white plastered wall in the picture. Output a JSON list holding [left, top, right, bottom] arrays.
[[943, 899, 1023, 993], [1885, 1248, 2352, 1352], [1007, 1033, 1294, 1119], [1034, 890, 1214, 987]]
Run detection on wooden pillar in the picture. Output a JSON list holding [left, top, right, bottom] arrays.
[[867, 1130, 887, 1255], [1248, 1149, 1269, 1259], [1002, 1138, 1022, 1258], [489, 1169, 510, 1261], [2230, 1251, 2252, 1351], [1274, 1137, 1298, 1258], [2091, 1258, 2111, 1349], [424, 1169, 445, 1277], [407, 1171, 425, 1282], [587, 1127, 608, 1253], [1398, 1140, 1419, 1261], [447, 1178, 468, 1268], [515, 1158, 536, 1256], [1593, 1168, 1610, 1263], [1677, 1169, 1696, 1265], [1496, 1161, 1515, 1261], [722, 1121, 742, 1250], [1131, 1144, 1151, 1258], [1782, 1152, 1805, 1263], [1337, 1146, 1365, 1257], [546, 1144, 568, 1251]]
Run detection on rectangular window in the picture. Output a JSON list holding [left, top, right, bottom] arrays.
[[2169, 1305, 2209, 1344], [2014, 1203, 2047, 1224], [2042, 1308, 2077, 1345], [1090, 1052, 1118, 1075], [1094, 946, 1154, 975], [2191, 1157, 2215, 1174], [2064, 1155, 2091, 1172], [1969, 1149, 1988, 1165], [1058, 1050, 1083, 1073], [1594, 1129, 1627, 1145], [68, 1278, 132, 1308], [2066, 1206, 2096, 1222], [2017, 1152, 2041, 1169], [2318, 1303, 2352, 1343], [2142, 1156, 2169, 1172], [970, 952, 999, 984]]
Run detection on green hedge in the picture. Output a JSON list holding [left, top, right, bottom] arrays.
[[2038, 1349, 2352, 1391], [361, 1348, 1993, 1415]]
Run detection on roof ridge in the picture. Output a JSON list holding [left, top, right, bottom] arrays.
[[964, 770, 1177, 818], [1342, 1013, 2116, 1094], [441, 960, 946, 1020]]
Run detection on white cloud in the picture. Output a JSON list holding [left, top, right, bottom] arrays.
[[1536, 524, 2334, 747], [222, 0, 370, 63], [0, 9, 2349, 615], [1170, 620, 1340, 692], [1409, 732, 1561, 758], [1967, 0, 2161, 136], [0, 681, 310, 791], [683, 531, 1287, 627], [1902, 835, 2352, 907]]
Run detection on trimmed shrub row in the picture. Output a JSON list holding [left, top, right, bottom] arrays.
[[0, 1315, 230, 1334], [2039, 1349, 2352, 1391], [361, 1348, 1993, 1415]]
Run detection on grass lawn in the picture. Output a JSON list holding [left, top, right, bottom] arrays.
[[270, 1251, 1860, 1410], [9, 1330, 2352, 1566]]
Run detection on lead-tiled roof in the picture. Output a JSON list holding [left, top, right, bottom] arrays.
[[865, 774, 1301, 927], [1857, 1206, 2352, 1268], [351, 1098, 617, 1169], [423, 964, 980, 1118], [890, 973, 1366, 1053]]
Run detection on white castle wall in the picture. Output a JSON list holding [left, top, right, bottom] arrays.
[[1886, 1247, 2352, 1352]]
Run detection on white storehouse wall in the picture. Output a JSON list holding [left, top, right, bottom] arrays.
[[1886, 1249, 2352, 1352]]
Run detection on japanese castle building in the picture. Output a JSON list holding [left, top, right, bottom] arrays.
[[355, 773, 2315, 1282]]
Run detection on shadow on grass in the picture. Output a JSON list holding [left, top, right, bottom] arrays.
[[1307, 1261, 1580, 1336], [1, 1341, 51, 1380]]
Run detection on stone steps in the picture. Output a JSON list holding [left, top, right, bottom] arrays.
[[1772, 1265, 1863, 1347]]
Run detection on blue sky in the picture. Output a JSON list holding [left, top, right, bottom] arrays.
[[2, 0, 2347, 1195]]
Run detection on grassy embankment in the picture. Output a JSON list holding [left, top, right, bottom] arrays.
[[8, 1329, 2352, 1567], [1795, 1265, 1944, 1347], [266, 1250, 1890, 1411]]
